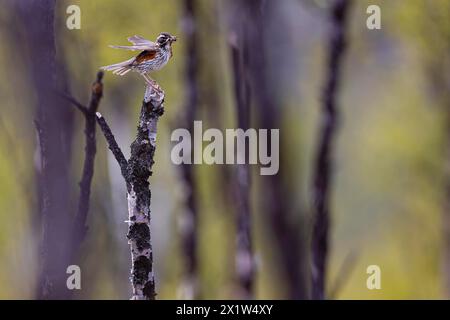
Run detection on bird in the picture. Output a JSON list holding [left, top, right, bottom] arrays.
[[101, 32, 177, 91]]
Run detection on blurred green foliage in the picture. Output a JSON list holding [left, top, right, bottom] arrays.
[[0, 0, 449, 299]]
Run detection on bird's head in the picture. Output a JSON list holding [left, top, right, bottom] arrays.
[[156, 32, 177, 47]]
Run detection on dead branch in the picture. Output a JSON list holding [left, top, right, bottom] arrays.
[[71, 71, 104, 250], [97, 85, 164, 300], [311, 0, 352, 300], [95, 113, 130, 186]]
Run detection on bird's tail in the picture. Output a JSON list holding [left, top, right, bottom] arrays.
[[100, 57, 135, 76]]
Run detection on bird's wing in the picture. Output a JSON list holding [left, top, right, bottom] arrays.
[[109, 35, 157, 51], [133, 50, 158, 64], [128, 35, 155, 46]]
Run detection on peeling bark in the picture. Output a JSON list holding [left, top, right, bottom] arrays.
[[126, 88, 164, 300], [97, 86, 164, 300]]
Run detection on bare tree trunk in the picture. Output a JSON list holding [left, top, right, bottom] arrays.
[[97, 86, 164, 300], [126, 88, 163, 300], [13, 0, 74, 299], [311, 0, 351, 300], [229, 13, 255, 298], [178, 0, 200, 299], [241, 0, 307, 299]]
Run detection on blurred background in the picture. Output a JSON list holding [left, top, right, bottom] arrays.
[[0, 0, 449, 299]]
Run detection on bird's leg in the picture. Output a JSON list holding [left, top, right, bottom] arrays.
[[142, 74, 162, 93], [141, 74, 156, 87]]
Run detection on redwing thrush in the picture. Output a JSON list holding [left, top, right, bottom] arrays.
[[101, 32, 177, 91]]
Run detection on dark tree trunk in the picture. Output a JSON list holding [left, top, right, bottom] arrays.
[[311, 0, 352, 300], [241, 0, 308, 299], [179, 0, 200, 299], [13, 0, 74, 299], [228, 8, 255, 298]]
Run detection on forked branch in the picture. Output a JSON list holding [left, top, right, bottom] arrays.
[[96, 84, 164, 300]]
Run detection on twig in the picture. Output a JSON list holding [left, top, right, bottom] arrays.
[[95, 112, 129, 186], [311, 0, 352, 300], [57, 72, 105, 279], [58, 91, 88, 115], [328, 250, 358, 299], [71, 71, 104, 249]]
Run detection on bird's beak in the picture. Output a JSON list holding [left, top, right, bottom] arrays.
[[171, 36, 177, 42]]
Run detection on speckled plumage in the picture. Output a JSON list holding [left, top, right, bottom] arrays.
[[131, 46, 172, 74], [101, 32, 176, 85]]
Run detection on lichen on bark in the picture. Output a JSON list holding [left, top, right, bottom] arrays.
[[97, 85, 164, 300], [126, 88, 164, 300]]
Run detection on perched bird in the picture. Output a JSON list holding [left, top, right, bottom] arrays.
[[101, 32, 177, 90]]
